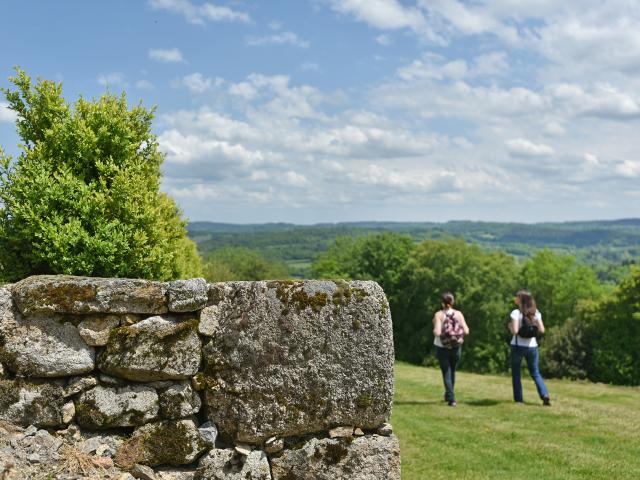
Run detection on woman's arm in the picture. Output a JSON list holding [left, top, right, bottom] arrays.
[[458, 312, 470, 335], [433, 312, 442, 336], [536, 314, 545, 334], [508, 312, 519, 335]]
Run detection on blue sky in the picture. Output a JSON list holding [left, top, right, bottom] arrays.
[[1, 0, 639, 224]]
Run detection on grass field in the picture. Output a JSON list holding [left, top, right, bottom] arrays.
[[392, 362, 640, 480]]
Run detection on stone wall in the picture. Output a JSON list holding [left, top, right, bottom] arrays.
[[0, 275, 400, 479]]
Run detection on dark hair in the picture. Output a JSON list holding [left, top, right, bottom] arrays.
[[517, 290, 537, 321], [442, 292, 455, 308]]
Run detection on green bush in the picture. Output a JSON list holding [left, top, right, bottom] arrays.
[[0, 68, 201, 281], [539, 315, 589, 380]]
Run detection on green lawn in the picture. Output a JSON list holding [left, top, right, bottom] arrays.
[[392, 362, 640, 480]]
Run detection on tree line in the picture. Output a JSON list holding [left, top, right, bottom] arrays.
[[312, 233, 640, 386]]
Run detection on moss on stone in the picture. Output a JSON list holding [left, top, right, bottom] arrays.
[[191, 372, 207, 391], [43, 283, 95, 310], [74, 399, 110, 428], [0, 380, 20, 411], [207, 284, 225, 306], [324, 440, 349, 465], [99, 318, 200, 381], [332, 281, 369, 316], [355, 394, 373, 409], [0, 379, 65, 427], [268, 281, 328, 314], [117, 420, 206, 467]]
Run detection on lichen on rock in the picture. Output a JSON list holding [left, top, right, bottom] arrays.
[[270, 434, 401, 480], [0, 378, 68, 427], [168, 278, 208, 312], [0, 311, 95, 377], [158, 381, 202, 419], [98, 316, 201, 382], [116, 418, 207, 468], [11, 275, 168, 315], [202, 280, 395, 443], [194, 448, 271, 480], [75, 384, 159, 429]]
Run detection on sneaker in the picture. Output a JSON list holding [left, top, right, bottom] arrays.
[[542, 396, 551, 406], [448, 401, 457, 407]]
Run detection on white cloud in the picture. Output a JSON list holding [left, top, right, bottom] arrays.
[[149, 47, 185, 63], [135, 79, 155, 90], [148, 0, 250, 24], [505, 138, 555, 157], [180, 73, 223, 93], [97, 73, 127, 87], [300, 62, 321, 72], [548, 83, 640, 119], [329, 0, 425, 30], [0, 102, 16, 123], [327, 0, 443, 43], [376, 34, 392, 45], [229, 81, 258, 100], [246, 31, 310, 48], [417, 0, 520, 44], [153, 3, 640, 220], [282, 170, 309, 187], [616, 160, 640, 178], [473, 51, 508, 76]]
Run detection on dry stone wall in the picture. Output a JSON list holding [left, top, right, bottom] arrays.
[[0, 275, 400, 479]]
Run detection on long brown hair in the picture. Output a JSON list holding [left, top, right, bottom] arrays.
[[517, 290, 537, 322]]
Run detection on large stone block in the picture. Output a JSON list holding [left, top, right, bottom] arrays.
[[270, 434, 401, 480], [0, 379, 68, 427], [75, 384, 160, 429], [98, 316, 201, 381], [11, 275, 168, 315], [202, 280, 394, 443], [0, 312, 95, 377]]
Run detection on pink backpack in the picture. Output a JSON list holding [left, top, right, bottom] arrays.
[[440, 310, 465, 348]]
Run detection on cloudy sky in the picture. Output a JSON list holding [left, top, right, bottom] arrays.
[[1, 0, 639, 223]]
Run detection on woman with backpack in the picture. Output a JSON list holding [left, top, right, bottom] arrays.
[[509, 290, 551, 406], [433, 292, 469, 407]]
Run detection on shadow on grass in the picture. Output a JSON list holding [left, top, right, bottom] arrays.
[[464, 398, 504, 407], [394, 399, 508, 407], [394, 400, 441, 406]]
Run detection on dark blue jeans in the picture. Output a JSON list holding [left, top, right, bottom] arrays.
[[511, 345, 549, 402], [436, 346, 461, 403]]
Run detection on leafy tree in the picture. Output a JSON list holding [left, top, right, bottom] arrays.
[[520, 249, 602, 327], [582, 266, 640, 385], [0, 68, 201, 281], [312, 232, 415, 303], [203, 247, 288, 281], [539, 314, 590, 380]]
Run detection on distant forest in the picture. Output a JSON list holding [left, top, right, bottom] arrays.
[[190, 219, 640, 385], [189, 219, 640, 282]]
